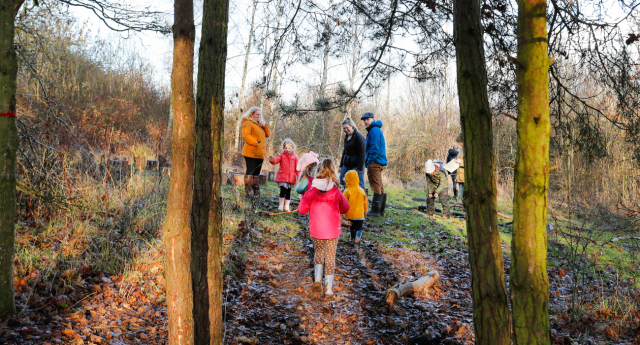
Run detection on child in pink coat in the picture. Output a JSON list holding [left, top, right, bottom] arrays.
[[268, 138, 299, 211], [298, 159, 350, 297]]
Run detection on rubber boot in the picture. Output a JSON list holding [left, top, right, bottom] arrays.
[[367, 193, 383, 217], [379, 194, 387, 215], [278, 198, 284, 211], [355, 230, 363, 245], [312, 264, 323, 293], [252, 176, 261, 196], [453, 188, 459, 202], [243, 175, 254, 198], [325, 275, 334, 297], [284, 200, 291, 212]]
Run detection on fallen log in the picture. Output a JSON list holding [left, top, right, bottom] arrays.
[[497, 212, 513, 220], [385, 271, 440, 312], [611, 236, 640, 242], [265, 209, 298, 217]]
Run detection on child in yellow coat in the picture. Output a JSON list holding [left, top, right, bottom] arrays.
[[343, 170, 368, 246]]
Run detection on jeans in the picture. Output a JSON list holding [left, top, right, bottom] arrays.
[[339, 166, 365, 189], [459, 183, 464, 202]]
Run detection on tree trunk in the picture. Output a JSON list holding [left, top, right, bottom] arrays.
[[319, 0, 333, 98], [233, 0, 257, 153], [511, 0, 551, 341], [453, 0, 511, 343], [165, 0, 196, 343], [0, 0, 21, 320], [196, 0, 229, 342]]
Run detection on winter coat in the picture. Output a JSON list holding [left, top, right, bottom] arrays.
[[426, 170, 449, 194], [272, 151, 299, 184], [456, 149, 465, 183], [298, 178, 350, 240], [241, 117, 271, 159], [364, 120, 388, 167], [343, 170, 368, 220], [446, 149, 459, 163], [340, 131, 366, 171]]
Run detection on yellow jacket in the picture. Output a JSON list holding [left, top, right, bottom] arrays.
[[343, 170, 368, 219], [241, 117, 271, 159]]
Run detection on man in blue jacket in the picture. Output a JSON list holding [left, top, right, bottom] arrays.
[[361, 112, 388, 216]]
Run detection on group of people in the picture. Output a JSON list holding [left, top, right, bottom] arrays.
[[239, 105, 464, 297], [424, 132, 465, 219]]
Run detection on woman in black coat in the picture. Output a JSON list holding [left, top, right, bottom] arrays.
[[339, 117, 366, 189]]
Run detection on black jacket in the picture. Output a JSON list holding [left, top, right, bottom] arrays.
[[446, 149, 459, 163], [340, 131, 366, 171]]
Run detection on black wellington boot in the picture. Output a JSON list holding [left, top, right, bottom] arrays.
[[367, 193, 383, 217], [379, 194, 387, 215]]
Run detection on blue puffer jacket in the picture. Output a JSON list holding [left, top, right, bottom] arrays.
[[364, 120, 388, 167]]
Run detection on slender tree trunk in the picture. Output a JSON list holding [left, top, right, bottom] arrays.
[[511, 0, 551, 342], [234, 0, 257, 153], [195, 0, 229, 342], [259, 7, 269, 107], [319, 0, 333, 97], [453, 0, 511, 343], [165, 0, 196, 343], [0, 0, 22, 320]]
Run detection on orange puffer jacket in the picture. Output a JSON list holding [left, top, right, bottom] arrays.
[[241, 117, 271, 159]]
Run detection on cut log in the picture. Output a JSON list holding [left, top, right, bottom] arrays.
[[223, 166, 239, 174], [134, 157, 147, 172], [231, 173, 245, 186], [497, 212, 513, 220], [385, 271, 440, 311], [258, 174, 267, 185], [268, 171, 276, 182]]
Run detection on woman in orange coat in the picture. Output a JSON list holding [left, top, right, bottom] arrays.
[[241, 106, 270, 196]]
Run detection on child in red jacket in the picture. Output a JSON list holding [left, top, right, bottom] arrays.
[[268, 138, 299, 211], [298, 159, 350, 297]]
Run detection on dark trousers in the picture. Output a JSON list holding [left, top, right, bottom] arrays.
[[427, 192, 450, 217], [349, 220, 364, 240], [279, 186, 291, 200], [244, 156, 263, 176]]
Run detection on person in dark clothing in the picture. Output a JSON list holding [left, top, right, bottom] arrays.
[[338, 118, 366, 189], [424, 159, 451, 219], [361, 112, 388, 216], [446, 144, 460, 200]]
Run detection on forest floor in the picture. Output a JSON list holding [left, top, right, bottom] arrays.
[[1, 177, 639, 344]]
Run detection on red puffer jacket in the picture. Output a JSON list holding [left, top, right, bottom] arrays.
[[298, 179, 350, 240], [272, 151, 299, 184]]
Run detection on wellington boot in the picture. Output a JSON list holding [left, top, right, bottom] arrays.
[[366, 193, 383, 217], [312, 264, 323, 293], [325, 275, 335, 297], [278, 198, 285, 211], [284, 200, 291, 212], [252, 176, 261, 196], [243, 175, 254, 198], [379, 194, 387, 215]]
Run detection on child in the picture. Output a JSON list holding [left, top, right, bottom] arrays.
[[295, 151, 319, 197], [298, 159, 350, 297], [425, 159, 451, 219], [343, 170, 368, 246], [268, 139, 299, 211]]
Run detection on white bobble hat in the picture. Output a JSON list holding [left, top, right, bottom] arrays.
[[424, 159, 435, 174]]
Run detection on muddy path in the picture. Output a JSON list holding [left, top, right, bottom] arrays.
[[223, 212, 476, 345]]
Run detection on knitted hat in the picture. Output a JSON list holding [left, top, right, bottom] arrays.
[[297, 151, 320, 172], [424, 159, 435, 174]]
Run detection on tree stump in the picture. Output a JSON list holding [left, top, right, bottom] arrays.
[[224, 166, 238, 174], [258, 174, 267, 185], [267, 171, 275, 182], [134, 157, 147, 172], [162, 167, 171, 177], [232, 173, 245, 186], [146, 159, 159, 170], [384, 271, 440, 312]]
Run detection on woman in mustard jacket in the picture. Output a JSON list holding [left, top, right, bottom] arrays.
[[241, 106, 270, 196]]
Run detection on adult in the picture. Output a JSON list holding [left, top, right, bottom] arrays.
[[446, 144, 460, 201], [241, 106, 270, 196], [455, 133, 465, 202], [338, 118, 366, 189], [361, 112, 388, 216]]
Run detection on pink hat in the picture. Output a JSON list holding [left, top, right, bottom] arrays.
[[297, 151, 319, 172]]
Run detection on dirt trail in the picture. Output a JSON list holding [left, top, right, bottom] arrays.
[[223, 213, 476, 344]]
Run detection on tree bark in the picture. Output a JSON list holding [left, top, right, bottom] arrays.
[[511, 0, 551, 341], [197, 0, 229, 342], [453, 0, 511, 343], [165, 0, 196, 343], [233, 0, 257, 153], [0, 0, 22, 320]]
